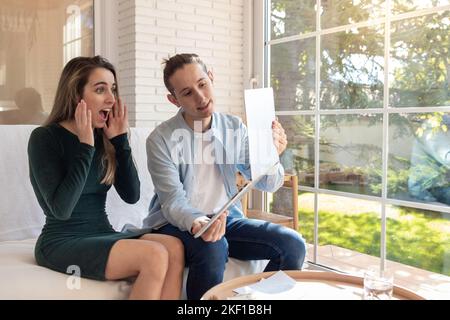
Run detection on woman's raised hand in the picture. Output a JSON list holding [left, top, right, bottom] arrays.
[[75, 100, 94, 146], [104, 97, 128, 139]]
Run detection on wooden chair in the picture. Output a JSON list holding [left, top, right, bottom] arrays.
[[237, 172, 299, 230]]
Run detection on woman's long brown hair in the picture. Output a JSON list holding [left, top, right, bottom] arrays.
[[45, 56, 118, 185]]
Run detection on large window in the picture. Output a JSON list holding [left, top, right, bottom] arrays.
[[0, 0, 94, 125], [267, 0, 450, 297]]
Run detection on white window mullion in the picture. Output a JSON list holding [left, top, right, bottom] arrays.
[[251, 0, 268, 212], [313, 0, 322, 264], [380, 0, 392, 272], [388, 107, 450, 113], [276, 107, 450, 117]]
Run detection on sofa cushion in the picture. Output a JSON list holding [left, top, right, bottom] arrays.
[[0, 125, 44, 241], [0, 239, 131, 299], [105, 127, 154, 231], [0, 238, 268, 299]]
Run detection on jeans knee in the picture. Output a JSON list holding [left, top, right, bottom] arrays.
[[191, 238, 228, 267], [281, 231, 307, 268]]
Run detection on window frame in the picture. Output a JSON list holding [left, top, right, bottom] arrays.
[[259, 0, 450, 267]]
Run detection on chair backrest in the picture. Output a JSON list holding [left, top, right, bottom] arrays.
[[272, 174, 298, 218], [236, 172, 248, 215], [238, 172, 299, 230]]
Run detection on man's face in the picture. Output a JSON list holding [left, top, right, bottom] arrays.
[[168, 63, 215, 125]]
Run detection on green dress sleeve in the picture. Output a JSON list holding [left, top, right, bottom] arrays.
[[28, 127, 95, 220], [110, 133, 140, 204]]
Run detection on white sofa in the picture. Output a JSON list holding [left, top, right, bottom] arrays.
[[0, 125, 267, 299]]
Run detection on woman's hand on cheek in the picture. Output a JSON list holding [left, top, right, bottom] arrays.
[[104, 97, 129, 139], [74, 100, 94, 146]]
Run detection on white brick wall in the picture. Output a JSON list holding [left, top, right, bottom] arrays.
[[115, 0, 245, 128]]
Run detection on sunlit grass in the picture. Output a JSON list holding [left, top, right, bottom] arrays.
[[268, 192, 450, 275]]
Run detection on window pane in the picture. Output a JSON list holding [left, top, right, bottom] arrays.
[[0, 0, 94, 125], [322, 0, 386, 30], [389, 113, 450, 206], [386, 205, 450, 297], [269, 0, 450, 300], [320, 114, 383, 196], [321, 26, 385, 110], [64, 2, 94, 64], [278, 115, 315, 187], [314, 194, 381, 272], [390, 11, 450, 108], [270, 0, 316, 40], [271, 38, 316, 111], [393, 0, 450, 15]]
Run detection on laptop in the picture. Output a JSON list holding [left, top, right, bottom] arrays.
[[193, 162, 279, 239]]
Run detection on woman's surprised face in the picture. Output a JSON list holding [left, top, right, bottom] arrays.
[[82, 67, 117, 129]]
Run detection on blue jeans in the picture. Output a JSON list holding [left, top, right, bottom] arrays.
[[154, 217, 307, 300]]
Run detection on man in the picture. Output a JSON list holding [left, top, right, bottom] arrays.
[[143, 53, 306, 300]]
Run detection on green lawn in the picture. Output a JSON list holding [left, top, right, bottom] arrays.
[[273, 192, 450, 276]]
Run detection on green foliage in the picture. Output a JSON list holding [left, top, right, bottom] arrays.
[[271, 2, 449, 110], [367, 165, 411, 196], [390, 11, 450, 107]]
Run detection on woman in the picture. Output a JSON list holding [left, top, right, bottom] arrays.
[[28, 56, 184, 299]]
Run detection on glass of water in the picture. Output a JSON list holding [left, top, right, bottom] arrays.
[[363, 266, 394, 300]]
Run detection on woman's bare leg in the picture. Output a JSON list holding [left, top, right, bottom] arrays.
[[105, 239, 169, 299], [140, 234, 185, 300]]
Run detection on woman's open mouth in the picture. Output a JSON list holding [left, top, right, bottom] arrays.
[[99, 108, 111, 121]]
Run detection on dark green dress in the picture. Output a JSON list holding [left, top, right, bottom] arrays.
[[28, 123, 148, 280]]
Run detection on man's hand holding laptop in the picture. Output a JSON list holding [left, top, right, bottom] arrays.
[[191, 211, 229, 242]]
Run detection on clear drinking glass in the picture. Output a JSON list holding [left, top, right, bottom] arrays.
[[363, 266, 394, 300]]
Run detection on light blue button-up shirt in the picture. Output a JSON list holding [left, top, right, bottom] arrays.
[[142, 110, 285, 232]]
